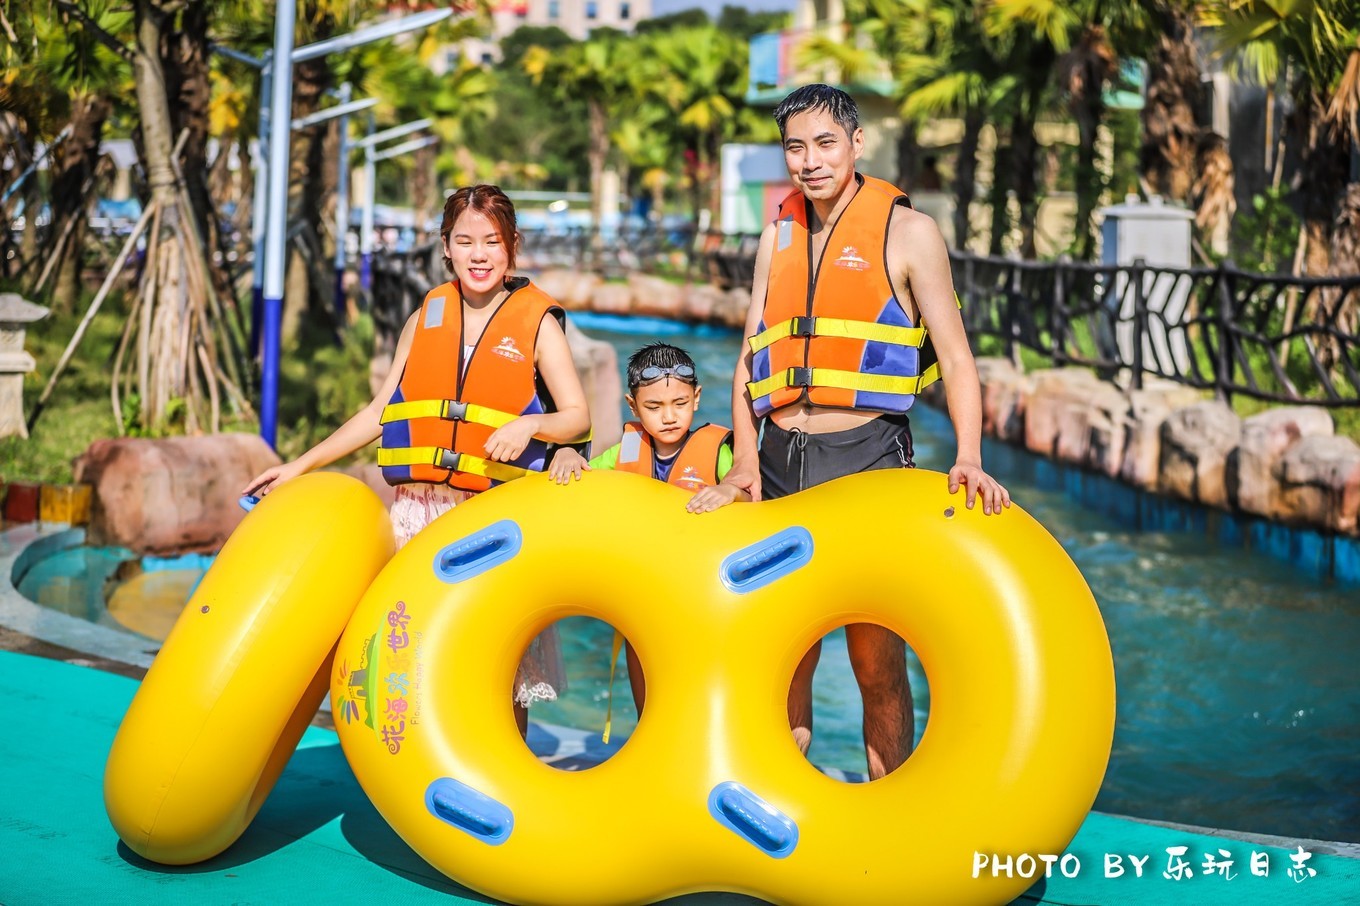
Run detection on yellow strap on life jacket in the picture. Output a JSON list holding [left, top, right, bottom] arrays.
[[602, 629, 625, 745], [376, 446, 531, 482], [747, 316, 928, 354], [746, 361, 942, 401], [379, 399, 519, 429]]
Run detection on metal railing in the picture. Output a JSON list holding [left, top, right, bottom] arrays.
[[371, 232, 1360, 407], [953, 254, 1360, 406]]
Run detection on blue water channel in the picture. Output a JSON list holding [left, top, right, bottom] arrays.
[[12, 312, 1359, 845], [556, 312, 1360, 845]]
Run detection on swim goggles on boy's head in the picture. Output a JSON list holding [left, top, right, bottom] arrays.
[[638, 364, 696, 384]]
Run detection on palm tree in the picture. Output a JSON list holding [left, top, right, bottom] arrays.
[[644, 26, 757, 223], [19, 3, 132, 307], [524, 33, 635, 227], [1139, 0, 1208, 204], [1203, 0, 1360, 276]]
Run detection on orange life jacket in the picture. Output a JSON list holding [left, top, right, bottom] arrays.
[[377, 277, 563, 492], [615, 422, 730, 491], [747, 173, 943, 418]]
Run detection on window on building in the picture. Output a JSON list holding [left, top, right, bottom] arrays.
[[620, 1, 630, 19], [547, 0, 559, 18], [586, 0, 598, 19]]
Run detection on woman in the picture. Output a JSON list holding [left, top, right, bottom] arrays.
[[243, 184, 591, 737]]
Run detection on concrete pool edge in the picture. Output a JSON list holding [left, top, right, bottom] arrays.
[[4, 523, 1356, 861], [1, 522, 161, 669]]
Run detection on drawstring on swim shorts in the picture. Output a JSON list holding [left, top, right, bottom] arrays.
[[787, 427, 809, 492]]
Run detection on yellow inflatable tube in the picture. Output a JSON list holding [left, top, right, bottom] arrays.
[[333, 469, 1115, 905], [104, 473, 394, 864]]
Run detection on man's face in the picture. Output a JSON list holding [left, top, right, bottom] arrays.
[[782, 107, 864, 203]]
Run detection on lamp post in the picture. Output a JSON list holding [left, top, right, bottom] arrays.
[[353, 118, 434, 293], [287, 88, 378, 333], [259, 3, 452, 449]]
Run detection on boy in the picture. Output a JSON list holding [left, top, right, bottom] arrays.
[[549, 342, 748, 714], [549, 342, 746, 513]]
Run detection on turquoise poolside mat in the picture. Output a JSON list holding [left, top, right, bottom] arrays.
[[1, 650, 1354, 905]]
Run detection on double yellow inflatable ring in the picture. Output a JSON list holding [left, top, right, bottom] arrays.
[[104, 473, 394, 863], [333, 469, 1115, 905]]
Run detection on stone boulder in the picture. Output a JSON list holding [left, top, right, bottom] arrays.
[[975, 357, 1030, 445], [1023, 368, 1102, 459], [536, 269, 601, 311], [566, 321, 624, 455], [1082, 383, 1134, 477], [1229, 407, 1334, 520], [720, 287, 753, 329], [684, 283, 727, 322], [628, 274, 685, 320], [1276, 434, 1360, 534], [73, 434, 282, 555], [1159, 401, 1241, 508], [1118, 382, 1205, 490], [589, 282, 634, 315]]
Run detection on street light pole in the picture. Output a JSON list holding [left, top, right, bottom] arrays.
[[249, 51, 272, 357], [354, 117, 434, 293], [334, 82, 352, 330], [260, 0, 295, 450], [258, 6, 452, 449]]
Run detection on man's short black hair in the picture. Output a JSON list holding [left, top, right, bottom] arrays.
[[626, 342, 698, 393], [773, 84, 860, 140]]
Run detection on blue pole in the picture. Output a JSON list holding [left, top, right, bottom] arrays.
[[334, 81, 352, 332], [261, 0, 295, 450], [360, 111, 375, 294], [250, 52, 272, 359]]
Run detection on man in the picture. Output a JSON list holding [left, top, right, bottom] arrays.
[[721, 84, 1011, 780]]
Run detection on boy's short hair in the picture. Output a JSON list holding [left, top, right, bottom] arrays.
[[626, 342, 698, 392], [773, 84, 860, 141]]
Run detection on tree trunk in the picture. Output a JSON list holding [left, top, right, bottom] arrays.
[[412, 142, 433, 237], [284, 53, 332, 339], [164, 1, 216, 263], [987, 123, 1013, 257], [895, 119, 918, 191], [1297, 92, 1350, 277], [1139, 3, 1203, 202], [1072, 91, 1104, 260], [50, 92, 112, 309], [953, 106, 984, 251], [1013, 90, 1041, 260], [587, 99, 608, 228]]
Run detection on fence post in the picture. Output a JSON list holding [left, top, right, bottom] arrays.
[[1215, 260, 1235, 404], [1052, 257, 1066, 366], [1131, 257, 1145, 390], [1008, 262, 1022, 368]]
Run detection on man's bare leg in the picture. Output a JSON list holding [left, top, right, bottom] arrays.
[[625, 641, 646, 716], [787, 639, 822, 754], [514, 701, 529, 739], [845, 622, 913, 780]]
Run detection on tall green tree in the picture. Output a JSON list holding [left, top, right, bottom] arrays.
[[1203, 0, 1360, 277], [524, 33, 635, 224]]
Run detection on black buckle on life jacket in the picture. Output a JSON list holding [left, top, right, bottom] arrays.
[[442, 400, 469, 421], [790, 316, 816, 338], [436, 448, 462, 470], [787, 366, 814, 388]]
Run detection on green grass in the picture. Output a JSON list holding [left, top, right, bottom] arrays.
[[1, 293, 124, 485], [1, 282, 379, 485]]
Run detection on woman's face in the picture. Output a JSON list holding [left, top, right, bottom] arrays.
[[443, 208, 512, 296]]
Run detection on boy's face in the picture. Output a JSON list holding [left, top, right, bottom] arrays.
[[627, 379, 702, 454], [782, 107, 863, 204]]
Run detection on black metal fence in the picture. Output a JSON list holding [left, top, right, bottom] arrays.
[[953, 254, 1360, 406], [372, 233, 1360, 407]]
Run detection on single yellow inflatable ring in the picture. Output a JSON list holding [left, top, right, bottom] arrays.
[[104, 473, 394, 863], [333, 469, 1115, 905]]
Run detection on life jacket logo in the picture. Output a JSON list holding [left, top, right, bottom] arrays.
[[675, 466, 708, 491], [833, 246, 870, 270], [492, 336, 526, 362]]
